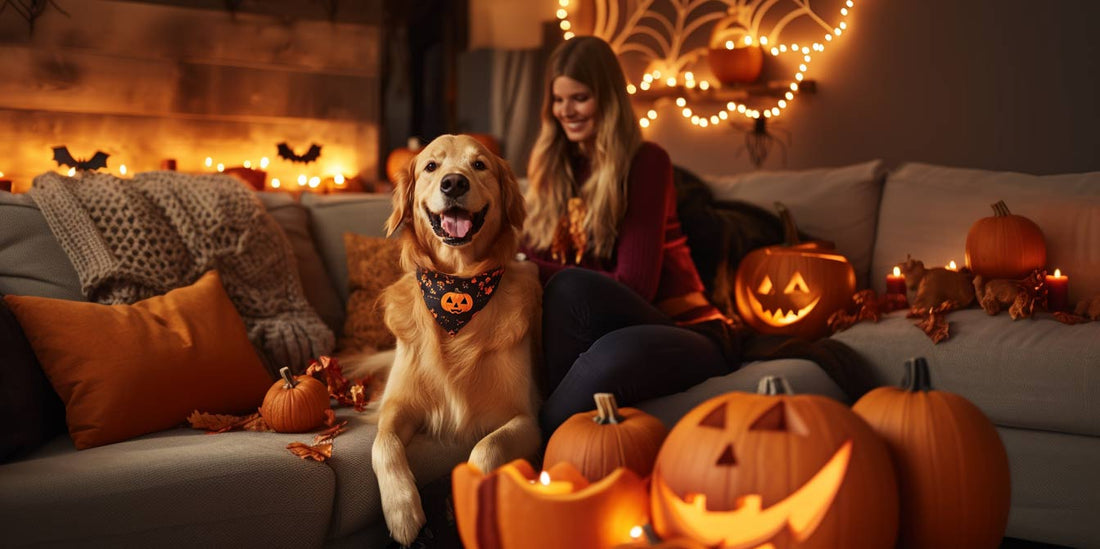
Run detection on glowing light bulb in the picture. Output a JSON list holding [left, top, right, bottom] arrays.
[[205, 157, 213, 167], [684, 71, 694, 81], [260, 157, 270, 169], [718, 111, 728, 120], [709, 115, 719, 124], [68, 167, 76, 176], [760, 36, 768, 45], [216, 163, 225, 172], [559, 0, 569, 6], [243, 160, 252, 169], [699, 80, 709, 90], [639, 118, 650, 128], [271, 178, 281, 189], [298, 175, 307, 186], [626, 84, 637, 94], [795, 73, 804, 81], [842, 7, 848, 15], [825, 34, 833, 41], [639, 81, 650, 90], [119, 164, 127, 175], [564, 31, 575, 40], [778, 100, 787, 108], [779, 44, 788, 52], [725, 40, 734, 50], [834, 28, 842, 36], [559, 20, 570, 30], [642, 73, 653, 83], [790, 82, 800, 91], [676, 97, 687, 107], [771, 47, 780, 56], [726, 101, 736, 110], [334, 174, 346, 185], [699, 118, 709, 127], [647, 109, 658, 119], [630, 526, 643, 540], [785, 91, 794, 100], [308, 176, 321, 188], [666, 77, 677, 87], [840, 22, 847, 29], [799, 64, 808, 72], [737, 104, 747, 113], [556, 8, 566, 18], [743, 36, 753, 45], [682, 107, 692, 117], [771, 107, 780, 116], [652, 70, 662, 78]]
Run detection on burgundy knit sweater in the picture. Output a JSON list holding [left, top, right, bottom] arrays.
[[523, 142, 723, 325]]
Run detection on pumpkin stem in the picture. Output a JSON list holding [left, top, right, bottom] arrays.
[[278, 366, 297, 389], [900, 357, 933, 392], [592, 393, 624, 424], [991, 200, 1010, 217], [757, 376, 794, 395], [775, 202, 801, 246]]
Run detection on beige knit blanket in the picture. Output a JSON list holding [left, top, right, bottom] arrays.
[[30, 171, 334, 378]]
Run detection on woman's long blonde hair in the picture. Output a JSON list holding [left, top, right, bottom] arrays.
[[524, 36, 642, 258]]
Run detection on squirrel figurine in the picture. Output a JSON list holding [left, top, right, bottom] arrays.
[[897, 256, 975, 310]]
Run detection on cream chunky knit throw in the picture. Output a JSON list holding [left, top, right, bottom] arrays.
[[30, 171, 334, 378]]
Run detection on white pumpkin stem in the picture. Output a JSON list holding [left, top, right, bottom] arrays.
[[592, 393, 624, 424], [278, 366, 297, 389], [757, 375, 794, 395]]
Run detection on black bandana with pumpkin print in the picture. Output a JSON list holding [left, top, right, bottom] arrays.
[[417, 267, 505, 336]]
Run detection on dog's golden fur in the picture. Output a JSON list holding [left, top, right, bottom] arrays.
[[344, 134, 542, 545]]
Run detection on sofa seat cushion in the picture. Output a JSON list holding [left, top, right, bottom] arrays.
[[636, 358, 851, 426], [0, 428, 335, 548], [830, 309, 1100, 437], [321, 407, 475, 539]]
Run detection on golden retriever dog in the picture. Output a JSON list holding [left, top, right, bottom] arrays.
[[345, 134, 542, 545]]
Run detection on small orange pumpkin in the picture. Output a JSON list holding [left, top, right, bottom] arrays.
[[734, 203, 855, 340], [441, 291, 474, 314], [964, 199, 1046, 279], [853, 357, 1010, 549], [259, 366, 331, 433], [651, 376, 898, 548], [543, 393, 668, 482]]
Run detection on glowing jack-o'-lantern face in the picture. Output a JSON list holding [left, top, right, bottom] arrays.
[[441, 291, 474, 314], [734, 246, 855, 340], [651, 385, 898, 548]]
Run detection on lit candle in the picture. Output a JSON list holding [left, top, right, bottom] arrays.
[[530, 470, 574, 495], [946, 260, 958, 271], [0, 171, 10, 193], [886, 266, 907, 296], [1045, 269, 1069, 312]]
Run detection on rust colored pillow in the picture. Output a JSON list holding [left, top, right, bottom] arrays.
[[3, 270, 272, 450], [340, 233, 404, 352]]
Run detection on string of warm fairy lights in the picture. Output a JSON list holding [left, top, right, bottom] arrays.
[[554, 0, 855, 129]]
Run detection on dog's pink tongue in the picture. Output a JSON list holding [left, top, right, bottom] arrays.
[[442, 212, 472, 238]]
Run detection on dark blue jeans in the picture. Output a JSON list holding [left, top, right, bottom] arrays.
[[538, 268, 730, 437]]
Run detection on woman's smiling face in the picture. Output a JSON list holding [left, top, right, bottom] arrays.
[[551, 76, 597, 148]]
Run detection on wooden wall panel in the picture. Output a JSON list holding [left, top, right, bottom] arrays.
[[0, 0, 382, 189]]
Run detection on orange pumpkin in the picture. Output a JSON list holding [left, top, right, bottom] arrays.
[[544, 393, 668, 482], [853, 357, 1010, 549], [453, 459, 649, 549], [441, 291, 474, 314], [385, 137, 421, 183], [707, 46, 764, 85], [734, 203, 855, 340], [964, 199, 1046, 279], [259, 366, 331, 433], [651, 376, 898, 548]]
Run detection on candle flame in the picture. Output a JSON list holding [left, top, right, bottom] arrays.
[[119, 164, 127, 175], [892, 266, 901, 276], [947, 260, 957, 271], [539, 471, 551, 486], [1054, 268, 1062, 277], [629, 526, 643, 539]]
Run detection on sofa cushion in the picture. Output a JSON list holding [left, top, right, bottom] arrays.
[[0, 428, 334, 548], [300, 192, 393, 303], [257, 192, 346, 336], [0, 294, 66, 462], [704, 160, 885, 290], [872, 163, 1100, 304], [322, 408, 475, 539], [830, 309, 1100, 438], [0, 192, 84, 300], [340, 233, 404, 352], [4, 271, 272, 449]]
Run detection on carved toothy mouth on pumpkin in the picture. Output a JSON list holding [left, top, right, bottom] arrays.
[[425, 205, 489, 246], [746, 294, 821, 326], [653, 440, 852, 547]]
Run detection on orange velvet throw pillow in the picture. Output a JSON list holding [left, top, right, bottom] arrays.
[[3, 270, 272, 450]]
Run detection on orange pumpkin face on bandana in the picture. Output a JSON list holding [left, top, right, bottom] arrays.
[[417, 267, 504, 335]]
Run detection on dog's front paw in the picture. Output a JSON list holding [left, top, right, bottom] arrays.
[[469, 439, 507, 474], [382, 484, 426, 547]]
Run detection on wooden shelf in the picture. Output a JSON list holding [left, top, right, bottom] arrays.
[[631, 80, 816, 103]]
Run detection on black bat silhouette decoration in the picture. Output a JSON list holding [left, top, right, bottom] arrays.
[[52, 146, 109, 171], [276, 142, 322, 164]]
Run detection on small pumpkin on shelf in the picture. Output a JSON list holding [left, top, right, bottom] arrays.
[[853, 357, 1010, 549], [259, 366, 331, 433], [543, 393, 668, 482], [965, 200, 1046, 280]]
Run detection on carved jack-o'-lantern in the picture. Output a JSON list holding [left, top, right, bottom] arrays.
[[441, 291, 474, 314], [452, 459, 649, 549], [651, 377, 898, 548], [734, 203, 855, 340]]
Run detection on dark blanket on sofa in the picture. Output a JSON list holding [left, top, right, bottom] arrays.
[[673, 166, 877, 401]]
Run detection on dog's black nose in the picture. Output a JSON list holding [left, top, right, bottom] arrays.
[[440, 173, 469, 198]]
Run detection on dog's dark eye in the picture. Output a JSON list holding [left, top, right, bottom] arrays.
[[473, 160, 487, 171], [425, 161, 437, 172]]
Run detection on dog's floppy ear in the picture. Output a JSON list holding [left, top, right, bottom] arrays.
[[385, 154, 417, 237], [494, 154, 526, 230]]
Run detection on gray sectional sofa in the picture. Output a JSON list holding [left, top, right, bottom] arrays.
[[1, 160, 1097, 548]]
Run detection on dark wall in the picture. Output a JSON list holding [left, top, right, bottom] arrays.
[[631, 0, 1100, 176]]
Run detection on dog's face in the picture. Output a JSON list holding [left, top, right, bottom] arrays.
[[387, 134, 525, 272]]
